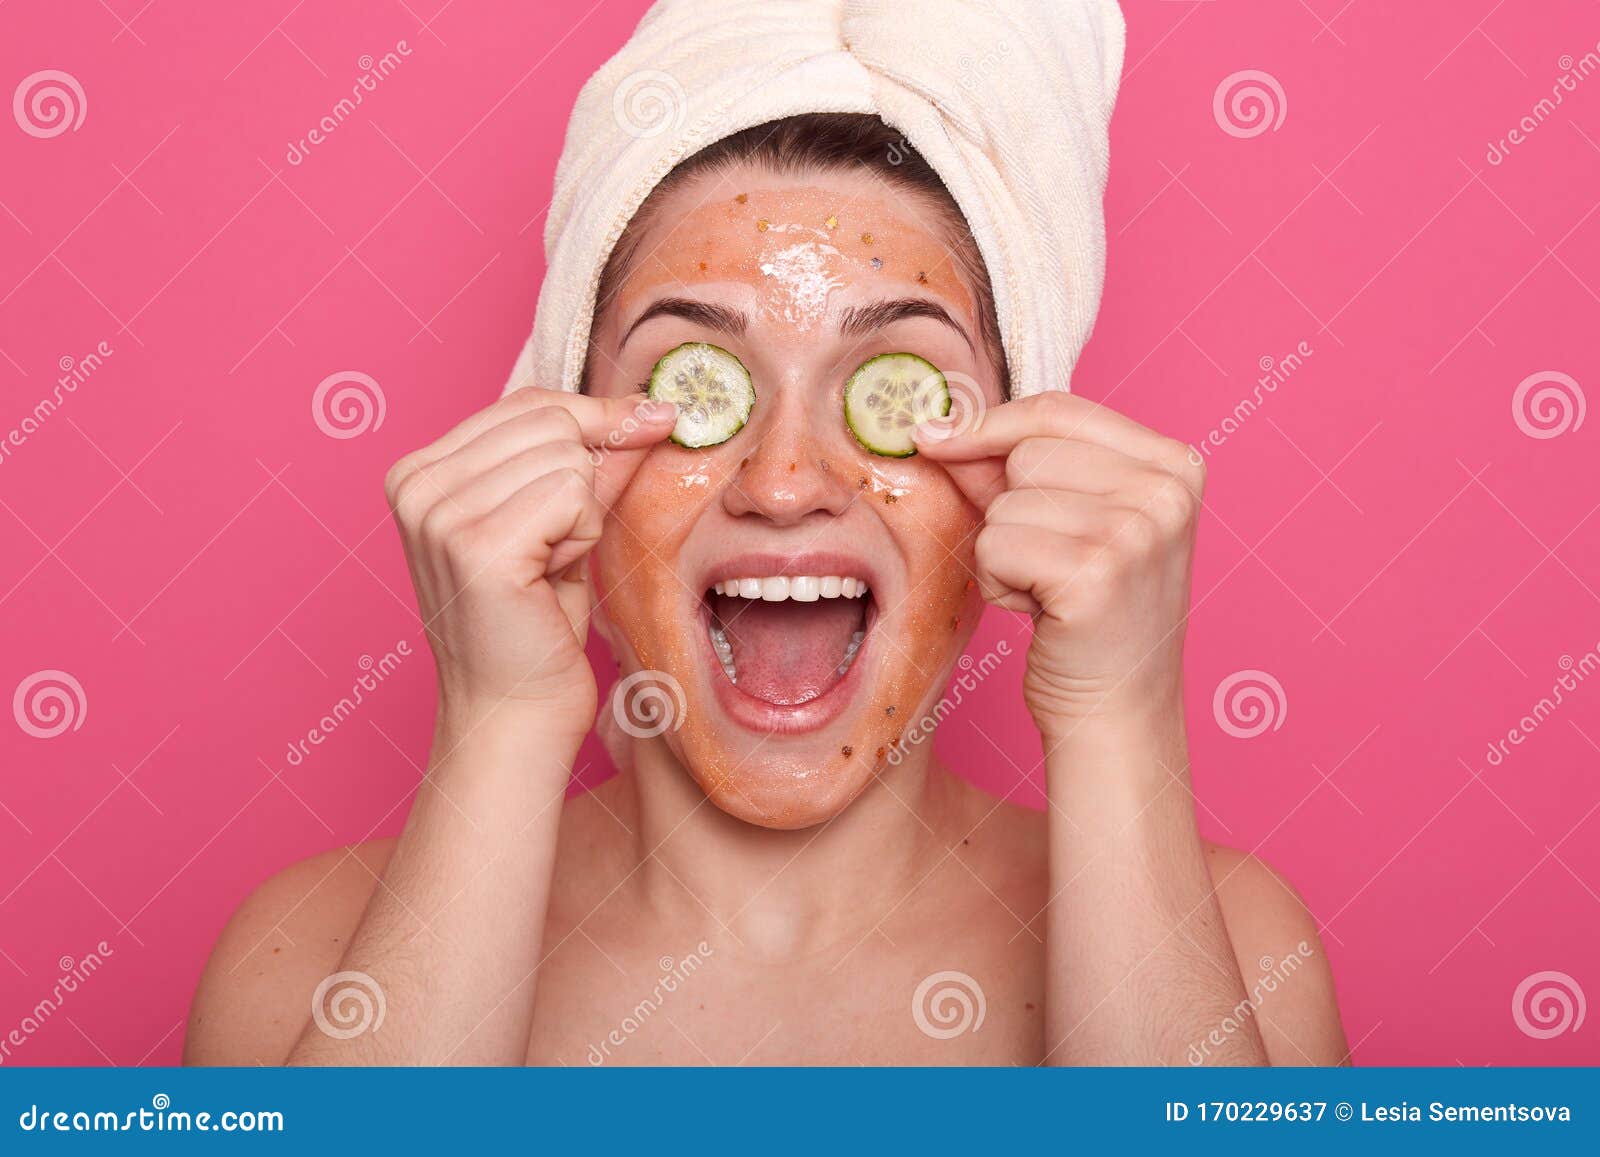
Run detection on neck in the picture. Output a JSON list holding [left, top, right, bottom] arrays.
[[610, 737, 959, 960]]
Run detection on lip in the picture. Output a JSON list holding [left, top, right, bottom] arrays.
[[694, 550, 881, 735]]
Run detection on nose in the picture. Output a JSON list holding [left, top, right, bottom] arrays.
[[720, 382, 853, 527]]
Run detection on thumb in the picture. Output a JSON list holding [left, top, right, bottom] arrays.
[[553, 562, 596, 647], [592, 444, 655, 510], [931, 456, 1007, 512]]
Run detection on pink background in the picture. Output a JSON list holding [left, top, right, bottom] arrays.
[[2, 0, 1597, 1066]]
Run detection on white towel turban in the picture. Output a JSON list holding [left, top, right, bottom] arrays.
[[502, 0, 1125, 399]]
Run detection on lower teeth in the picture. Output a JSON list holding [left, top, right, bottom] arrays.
[[837, 629, 865, 676], [709, 622, 736, 684]]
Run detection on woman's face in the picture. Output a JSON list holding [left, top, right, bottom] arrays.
[[589, 164, 1001, 829]]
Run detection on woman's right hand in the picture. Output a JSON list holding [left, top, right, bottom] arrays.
[[384, 386, 676, 729]]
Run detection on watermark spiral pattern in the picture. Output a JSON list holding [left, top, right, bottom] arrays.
[[911, 970, 987, 1040], [1512, 971, 1586, 1040], [13, 70, 87, 138], [13, 669, 87, 739], [1511, 371, 1585, 440], [611, 669, 687, 739], [311, 970, 387, 1040], [1212, 669, 1287, 739], [612, 69, 685, 140], [312, 371, 386, 439], [1212, 70, 1287, 139], [930, 369, 987, 439]]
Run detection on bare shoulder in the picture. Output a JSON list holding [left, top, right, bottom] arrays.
[[1202, 841, 1349, 1065], [183, 839, 396, 1066]]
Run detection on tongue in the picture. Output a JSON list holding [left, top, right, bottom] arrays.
[[712, 593, 864, 704]]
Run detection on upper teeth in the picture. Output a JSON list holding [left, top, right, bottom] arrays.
[[712, 576, 869, 601]]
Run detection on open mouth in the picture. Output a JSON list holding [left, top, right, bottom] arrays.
[[703, 572, 875, 708]]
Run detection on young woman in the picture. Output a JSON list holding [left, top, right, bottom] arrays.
[[185, 52, 1346, 1069]]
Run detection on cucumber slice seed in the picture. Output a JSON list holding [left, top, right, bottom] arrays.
[[843, 353, 950, 457], [646, 343, 755, 448]]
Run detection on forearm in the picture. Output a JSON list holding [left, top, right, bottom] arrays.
[[286, 698, 581, 1066], [1040, 704, 1267, 1066]]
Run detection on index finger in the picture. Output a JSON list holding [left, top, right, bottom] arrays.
[[913, 390, 1183, 468], [500, 386, 677, 450], [426, 386, 675, 460]]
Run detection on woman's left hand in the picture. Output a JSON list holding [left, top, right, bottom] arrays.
[[921, 393, 1341, 1067], [913, 390, 1205, 739]]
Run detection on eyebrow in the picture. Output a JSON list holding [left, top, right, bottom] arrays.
[[621, 297, 748, 349], [619, 294, 974, 353], [838, 298, 974, 352]]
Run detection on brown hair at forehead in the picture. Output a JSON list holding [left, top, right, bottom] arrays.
[[583, 113, 1009, 396]]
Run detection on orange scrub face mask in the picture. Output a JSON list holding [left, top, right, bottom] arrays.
[[588, 167, 1002, 829]]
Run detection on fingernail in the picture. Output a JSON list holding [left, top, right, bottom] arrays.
[[639, 400, 677, 422], [913, 417, 955, 442]]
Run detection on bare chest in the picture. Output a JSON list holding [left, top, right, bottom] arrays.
[[525, 921, 1047, 1066]]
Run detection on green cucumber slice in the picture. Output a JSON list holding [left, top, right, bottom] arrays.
[[843, 353, 950, 457], [647, 342, 755, 448]]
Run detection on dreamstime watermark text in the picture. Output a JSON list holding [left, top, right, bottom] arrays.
[[17, 1094, 282, 1134], [0, 942, 114, 1065], [1486, 44, 1600, 165], [282, 641, 412, 766], [286, 42, 413, 165], [1188, 940, 1315, 1064], [585, 942, 714, 1065], [0, 341, 113, 467], [885, 640, 1013, 765], [1191, 341, 1313, 461], [1482, 644, 1600, 767]]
